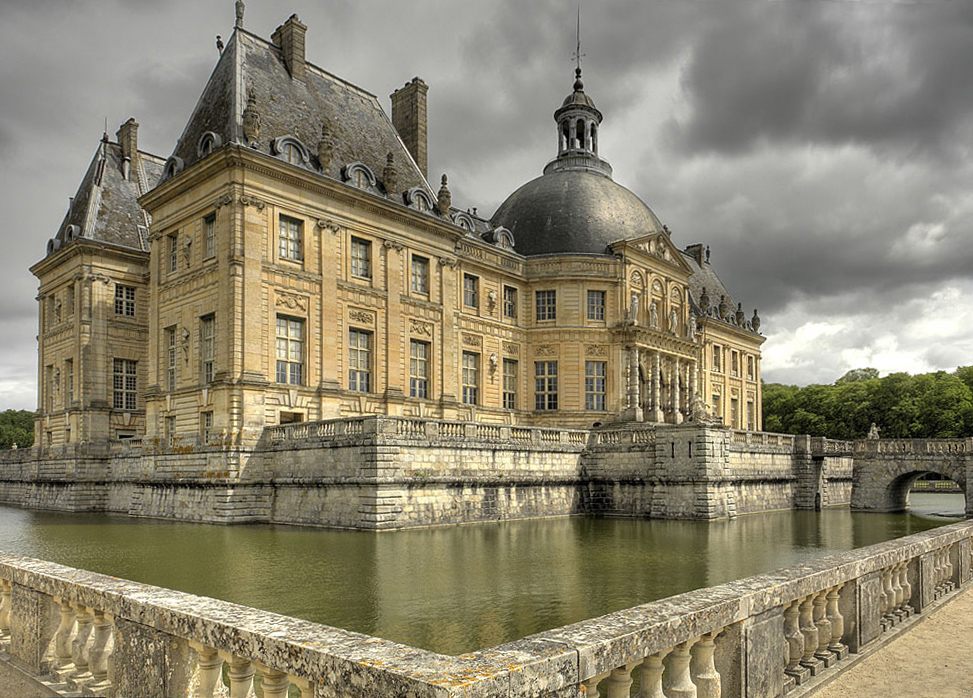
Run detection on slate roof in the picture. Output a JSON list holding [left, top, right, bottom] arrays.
[[682, 249, 760, 333], [164, 29, 430, 197], [51, 139, 165, 254]]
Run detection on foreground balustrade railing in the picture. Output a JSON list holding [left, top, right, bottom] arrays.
[[0, 520, 970, 697]]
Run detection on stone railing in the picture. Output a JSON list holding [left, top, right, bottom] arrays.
[[1, 521, 970, 696], [853, 438, 972, 455], [729, 429, 797, 449], [264, 416, 590, 449]]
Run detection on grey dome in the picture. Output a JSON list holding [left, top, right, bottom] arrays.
[[491, 169, 664, 256]]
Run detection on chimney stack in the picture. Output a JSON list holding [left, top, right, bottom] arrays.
[[116, 118, 139, 181], [271, 14, 307, 81], [684, 243, 705, 266], [391, 77, 429, 178]]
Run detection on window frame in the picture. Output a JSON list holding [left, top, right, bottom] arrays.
[[200, 411, 214, 445], [275, 315, 305, 386], [348, 328, 373, 393], [200, 314, 215, 384], [112, 358, 138, 411], [167, 234, 178, 274], [203, 213, 217, 260], [534, 360, 559, 411], [502, 358, 518, 410], [65, 358, 74, 404], [114, 285, 136, 317], [712, 345, 723, 373], [535, 289, 557, 322], [463, 274, 479, 309], [350, 237, 372, 280], [586, 290, 606, 322], [278, 215, 304, 263], [411, 255, 429, 295], [502, 285, 518, 320], [165, 326, 177, 392], [585, 360, 607, 411], [462, 351, 480, 405], [409, 339, 430, 399]]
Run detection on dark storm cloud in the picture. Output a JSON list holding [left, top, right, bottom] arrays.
[[672, 0, 973, 158]]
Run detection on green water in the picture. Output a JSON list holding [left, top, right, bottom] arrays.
[[0, 494, 963, 656]]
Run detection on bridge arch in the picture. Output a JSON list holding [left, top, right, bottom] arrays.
[[851, 444, 970, 517]]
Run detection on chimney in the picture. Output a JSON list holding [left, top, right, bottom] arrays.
[[271, 14, 307, 81], [116, 118, 139, 181], [391, 77, 429, 178], [684, 243, 705, 266]]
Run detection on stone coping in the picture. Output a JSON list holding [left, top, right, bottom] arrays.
[[1, 519, 972, 695]]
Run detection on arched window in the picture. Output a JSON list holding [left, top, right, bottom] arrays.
[[590, 123, 598, 154], [576, 118, 585, 149], [452, 211, 476, 233], [196, 131, 223, 158], [405, 187, 435, 213], [162, 156, 184, 181], [561, 121, 571, 153], [271, 136, 310, 167], [342, 162, 377, 190]]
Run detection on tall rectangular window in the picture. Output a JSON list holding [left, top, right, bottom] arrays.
[[712, 345, 723, 373], [712, 392, 723, 418], [165, 415, 176, 447], [463, 274, 479, 308], [275, 316, 304, 385], [409, 340, 430, 398], [279, 215, 304, 261], [411, 255, 429, 294], [535, 290, 556, 321], [502, 359, 518, 410], [65, 359, 74, 404], [747, 355, 755, 381], [203, 213, 216, 259], [585, 361, 607, 411], [534, 361, 558, 411], [200, 411, 213, 445], [114, 285, 136, 317], [167, 234, 178, 273], [200, 315, 215, 384], [503, 286, 518, 319], [731, 397, 740, 428], [350, 237, 371, 278], [65, 285, 75, 317], [348, 329, 372, 392], [165, 326, 177, 392], [45, 365, 54, 411], [586, 290, 606, 321], [462, 352, 479, 405], [731, 351, 740, 377], [113, 358, 137, 410], [746, 400, 755, 431]]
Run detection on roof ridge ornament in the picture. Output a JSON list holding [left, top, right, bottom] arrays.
[[571, 0, 585, 91], [242, 88, 261, 147], [235, 0, 245, 29]]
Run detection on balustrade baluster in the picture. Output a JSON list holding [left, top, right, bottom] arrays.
[[891, 563, 906, 619], [666, 638, 699, 698], [606, 663, 636, 698], [881, 567, 895, 628], [638, 649, 671, 698], [86, 610, 114, 693], [899, 563, 913, 615], [690, 631, 722, 698], [581, 671, 608, 697], [256, 663, 290, 698], [69, 605, 94, 688], [944, 547, 955, 591], [226, 654, 255, 698], [189, 642, 224, 698], [0, 580, 11, 642], [812, 590, 833, 665], [51, 597, 76, 678], [826, 584, 848, 659], [797, 595, 821, 674], [290, 676, 313, 697], [784, 599, 809, 684]]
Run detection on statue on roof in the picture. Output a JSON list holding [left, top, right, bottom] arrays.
[[317, 120, 334, 172], [752, 309, 761, 333], [242, 89, 261, 146], [236, 0, 245, 29], [438, 174, 452, 217], [382, 153, 398, 198]]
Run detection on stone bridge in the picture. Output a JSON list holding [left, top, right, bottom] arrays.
[[841, 439, 973, 517]]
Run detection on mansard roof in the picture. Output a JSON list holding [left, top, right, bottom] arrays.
[[51, 138, 164, 255], [164, 29, 431, 196], [682, 249, 761, 334]]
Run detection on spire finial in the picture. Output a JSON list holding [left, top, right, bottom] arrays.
[[235, 0, 245, 29], [571, 2, 586, 91]]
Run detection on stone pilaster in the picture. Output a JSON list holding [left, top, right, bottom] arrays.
[[621, 345, 643, 422]]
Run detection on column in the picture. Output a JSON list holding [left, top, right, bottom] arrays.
[[672, 357, 683, 424], [622, 346, 643, 422], [651, 351, 664, 423], [383, 241, 405, 414]]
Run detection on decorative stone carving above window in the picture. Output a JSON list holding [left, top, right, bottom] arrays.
[[630, 270, 644, 288], [585, 345, 608, 357], [404, 187, 436, 214], [410, 319, 433, 337], [502, 342, 520, 355], [535, 345, 557, 357], [462, 333, 482, 348], [342, 162, 377, 190], [197, 131, 224, 158], [162, 156, 185, 181], [275, 291, 308, 312], [348, 308, 375, 325], [271, 136, 311, 168]]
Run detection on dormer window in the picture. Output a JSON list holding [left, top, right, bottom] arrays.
[[163, 156, 184, 180], [271, 136, 310, 167], [196, 131, 223, 158], [342, 162, 376, 190], [452, 212, 475, 233], [405, 187, 435, 214]]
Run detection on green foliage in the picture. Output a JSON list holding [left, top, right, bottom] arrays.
[[762, 368, 973, 439], [0, 410, 34, 449]]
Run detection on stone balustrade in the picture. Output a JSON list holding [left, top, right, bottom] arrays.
[[729, 429, 797, 449], [0, 520, 970, 697], [853, 438, 972, 455]]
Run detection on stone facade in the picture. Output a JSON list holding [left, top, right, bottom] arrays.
[[30, 12, 764, 457]]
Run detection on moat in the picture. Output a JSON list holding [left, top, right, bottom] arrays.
[[0, 494, 962, 656]]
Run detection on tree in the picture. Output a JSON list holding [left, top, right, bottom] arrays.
[[0, 410, 34, 449], [835, 367, 880, 384]]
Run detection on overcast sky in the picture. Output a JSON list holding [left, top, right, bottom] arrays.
[[0, 0, 971, 410]]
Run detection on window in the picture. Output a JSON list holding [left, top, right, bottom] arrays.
[[165, 327, 177, 392], [747, 355, 756, 381], [503, 286, 518, 319], [200, 411, 213, 445], [462, 352, 479, 405], [203, 213, 216, 259], [279, 411, 304, 425], [66, 285, 75, 317], [411, 255, 429, 294], [165, 415, 176, 447], [503, 359, 518, 409], [712, 392, 723, 419], [281, 142, 303, 165], [200, 315, 215, 384], [712, 345, 723, 373], [114, 285, 136, 317], [731, 351, 740, 377], [585, 361, 607, 411], [409, 340, 430, 398], [45, 365, 54, 411], [279, 216, 304, 262], [350, 237, 371, 278], [53, 296, 62, 324], [348, 329, 372, 392], [535, 361, 558, 411], [113, 359, 137, 410], [276, 316, 305, 385], [167, 234, 178, 273], [463, 274, 479, 308], [731, 397, 740, 428], [535, 290, 556, 321], [746, 400, 755, 431], [587, 290, 606, 321], [65, 359, 74, 404]]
